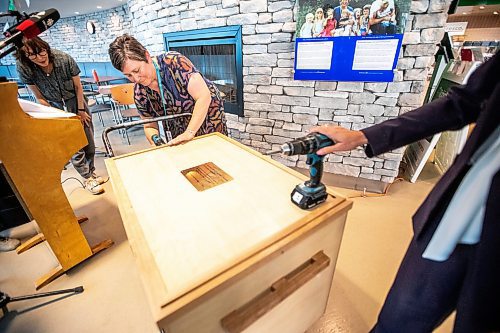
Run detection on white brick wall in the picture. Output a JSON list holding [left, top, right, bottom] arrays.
[[0, 5, 132, 64]]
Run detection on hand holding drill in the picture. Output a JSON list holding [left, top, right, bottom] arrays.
[[310, 125, 368, 155], [264, 127, 368, 209]]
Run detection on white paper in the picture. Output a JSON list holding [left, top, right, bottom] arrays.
[[445, 22, 468, 36], [352, 39, 399, 71], [18, 99, 76, 118], [296, 41, 333, 70]]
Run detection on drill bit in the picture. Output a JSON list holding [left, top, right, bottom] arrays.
[[263, 149, 282, 155]]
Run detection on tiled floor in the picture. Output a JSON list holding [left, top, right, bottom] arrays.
[[0, 111, 453, 332]]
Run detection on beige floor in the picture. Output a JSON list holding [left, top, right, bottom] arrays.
[[0, 112, 454, 332]]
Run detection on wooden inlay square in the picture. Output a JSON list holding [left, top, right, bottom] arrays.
[[181, 162, 233, 191]]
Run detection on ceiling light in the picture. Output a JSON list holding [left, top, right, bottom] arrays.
[[494, 11, 499, 15], [462, 12, 467, 14], [97, 6, 102, 9], [479, 5, 485, 9], [74, 11, 80, 14]]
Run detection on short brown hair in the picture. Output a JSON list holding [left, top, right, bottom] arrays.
[[15, 37, 54, 68], [108, 34, 148, 71]]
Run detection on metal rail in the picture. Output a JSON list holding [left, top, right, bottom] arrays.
[[101, 113, 191, 157]]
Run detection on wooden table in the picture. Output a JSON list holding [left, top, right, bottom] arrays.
[[106, 133, 352, 333]]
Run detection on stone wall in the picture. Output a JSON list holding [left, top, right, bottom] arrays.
[[126, 0, 450, 184], [0, 5, 131, 65]]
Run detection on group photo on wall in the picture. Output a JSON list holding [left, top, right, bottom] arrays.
[[297, 0, 411, 38]]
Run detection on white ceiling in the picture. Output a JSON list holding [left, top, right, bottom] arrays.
[[4, 0, 125, 18]]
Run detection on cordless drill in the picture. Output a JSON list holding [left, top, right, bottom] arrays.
[[151, 134, 166, 146], [264, 133, 334, 209]]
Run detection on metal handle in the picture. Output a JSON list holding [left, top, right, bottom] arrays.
[[101, 113, 191, 157], [220, 251, 330, 333]]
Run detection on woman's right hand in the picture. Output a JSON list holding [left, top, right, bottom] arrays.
[[166, 130, 196, 146], [77, 110, 91, 127]]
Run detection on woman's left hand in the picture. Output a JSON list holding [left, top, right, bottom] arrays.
[[166, 130, 195, 146]]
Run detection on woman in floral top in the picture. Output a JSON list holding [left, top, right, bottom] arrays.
[[108, 34, 227, 146]]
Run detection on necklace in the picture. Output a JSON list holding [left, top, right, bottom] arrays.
[[41, 63, 52, 76], [39, 62, 66, 109]]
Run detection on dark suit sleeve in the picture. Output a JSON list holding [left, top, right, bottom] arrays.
[[361, 53, 500, 157]]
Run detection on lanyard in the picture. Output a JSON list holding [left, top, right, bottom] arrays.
[[152, 57, 172, 141], [152, 57, 167, 114]]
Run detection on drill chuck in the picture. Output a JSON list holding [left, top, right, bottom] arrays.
[[266, 133, 334, 156]]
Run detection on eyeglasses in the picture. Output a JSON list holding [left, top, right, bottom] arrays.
[[26, 50, 47, 60]]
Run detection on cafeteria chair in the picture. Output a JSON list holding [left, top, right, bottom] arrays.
[[110, 83, 141, 144], [16, 81, 36, 102]]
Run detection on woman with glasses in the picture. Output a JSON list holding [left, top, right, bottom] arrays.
[[15, 37, 105, 195], [108, 34, 227, 146]]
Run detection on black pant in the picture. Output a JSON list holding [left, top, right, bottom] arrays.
[[371, 212, 500, 332], [371, 22, 396, 35], [49, 97, 96, 179], [371, 240, 473, 332]]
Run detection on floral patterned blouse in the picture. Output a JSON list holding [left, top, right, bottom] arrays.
[[134, 51, 227, 139]]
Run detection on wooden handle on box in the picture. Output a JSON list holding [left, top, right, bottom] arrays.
[[220, 251, 330, 333]]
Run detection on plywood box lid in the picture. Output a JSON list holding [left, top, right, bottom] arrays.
[[106, 133, 347, 312]]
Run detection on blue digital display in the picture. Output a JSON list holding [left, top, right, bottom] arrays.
[[294, 34, 403, 82]]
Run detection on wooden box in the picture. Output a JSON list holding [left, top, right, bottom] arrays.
[[106, 133, 352, 333]]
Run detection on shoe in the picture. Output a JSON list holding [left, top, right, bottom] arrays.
[[0, 237, 21, 252], [91, 173, 105, 185], [84, 177, 104, 195]]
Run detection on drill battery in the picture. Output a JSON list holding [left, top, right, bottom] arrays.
[[291, 182, 328, 209]]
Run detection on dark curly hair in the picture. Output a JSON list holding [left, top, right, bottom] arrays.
[[15, 37, 54, 68], [108, 34, 148, 71]]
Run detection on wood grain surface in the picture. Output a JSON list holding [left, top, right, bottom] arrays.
[[181, 162, 233, 191], [0, 83, 92, 269], [107, 133, 346, 309]]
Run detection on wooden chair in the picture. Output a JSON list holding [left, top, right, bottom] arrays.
[[85, 71, 115, 126], [110, 83, 141, 144]]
